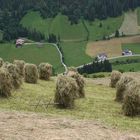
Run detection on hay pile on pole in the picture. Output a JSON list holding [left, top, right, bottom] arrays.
[[24, 63, 38, 84], [115, 75, 134, 102], [122, 80, 140, 117], [0, 68, 12, 97], [6, 63, 22, 89], [13, 60, 25, 77], [38, 63, 52, 80], [54, 75, 78, 109], [0, 58, 4, 67], [67, 71, 85, 98], [110, 71, 122, 88]]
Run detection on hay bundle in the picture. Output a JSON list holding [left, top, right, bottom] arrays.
[[54, 75, 78, 109], [24, 63, 38, 84], [122, 80, 140, 117], [116, 75, 134, 102], [67, 71, 85, 98], [38, 63, 52, 80], [0, 68, 12, 97], [110, 71, 122, 88], [6, 63, 22, 89], [13, 60, 25, 76], [0, 58, 4, 67]]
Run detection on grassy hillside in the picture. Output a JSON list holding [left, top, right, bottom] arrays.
[[0, 43, 64, 73], [50, 14, 87, 41], [0, 78, 139, 132], [60, 42, 92, 67], [122, 43, 140, 54], [85, 15, 124, 41], [137, 7, 140, 25], [21, 12, 87, 41], [20, 11, 52, 38], [21, 11, 124, 41]]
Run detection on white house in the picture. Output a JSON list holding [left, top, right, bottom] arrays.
[[122, 49, 133, 56], [16, 38, 25, 48], [97, 53, 107, 62]]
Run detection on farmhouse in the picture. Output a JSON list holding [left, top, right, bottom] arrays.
[[97, 53, 107, 62], [122, 49, 133, 56], [16, 38, 25, 48]]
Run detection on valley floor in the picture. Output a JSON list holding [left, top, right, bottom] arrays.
[[0, 111, 140, 140]]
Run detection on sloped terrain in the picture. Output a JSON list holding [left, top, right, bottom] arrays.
[[0, 111, 140, 140]]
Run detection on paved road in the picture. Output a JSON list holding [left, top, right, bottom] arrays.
[[77, 54, 140, 68]]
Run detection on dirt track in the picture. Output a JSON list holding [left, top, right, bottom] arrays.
[[0, 111, 140, 140]]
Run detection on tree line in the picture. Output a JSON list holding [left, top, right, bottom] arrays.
[[0, 0, 140, 41]]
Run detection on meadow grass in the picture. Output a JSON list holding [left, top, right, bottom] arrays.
[[112, 63, 140, 72], [20, 11, 52, 38], [0, 43, 64, 73], [122, 43, 140, 54], [137, 7, 140, 26], [0, 78, 139, 132], [60, 41, 92, 67], [85, 15, 124, 41]]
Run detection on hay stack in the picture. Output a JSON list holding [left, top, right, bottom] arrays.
[[54, 75, 78, 109], [67, 71, 85, 98], [122, 80, 140, 117], [6, 63, 22, 89], [24, 63, 38, 84], [110, 71, 122, 88], [116, 75, 134, 102], [0, 68, 12, 97], [38, 63, 52, 80], [13, 60, 25, 76], [0, 58, 4, 67]]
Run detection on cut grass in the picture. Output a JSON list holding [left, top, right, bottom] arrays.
[[60, 42, 92, 67], [122, 43, 140, 54], [0, 43, 64, 73], [0, 78, 139, 132], [85, 15, 124, 41]]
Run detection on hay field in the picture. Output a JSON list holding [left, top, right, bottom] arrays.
[[119, 10, 140, 35], [86, 35, 140, 57], [0, 76, 140, 132]]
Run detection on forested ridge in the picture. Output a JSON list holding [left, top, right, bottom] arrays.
[[0, 0, 140, 41]]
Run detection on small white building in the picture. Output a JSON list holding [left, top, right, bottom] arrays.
[[97, 53, 107, 62], [122, 49, 133, 56], [16, 38, 25, 48]]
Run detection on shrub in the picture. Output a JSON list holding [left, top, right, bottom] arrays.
[[116, 75, 134, 102], [38, 63, 52, 80], [0, 58, 4, 67], [0, 68, 12, 97], [67, 71, 85, 98], [122, 80, 140, 117], [13, 60, 25, 77], [54, 75, 78, 109], [110, 71, 122, 88], [24, 63, 38, 84], [6, 63, 22, 89]]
